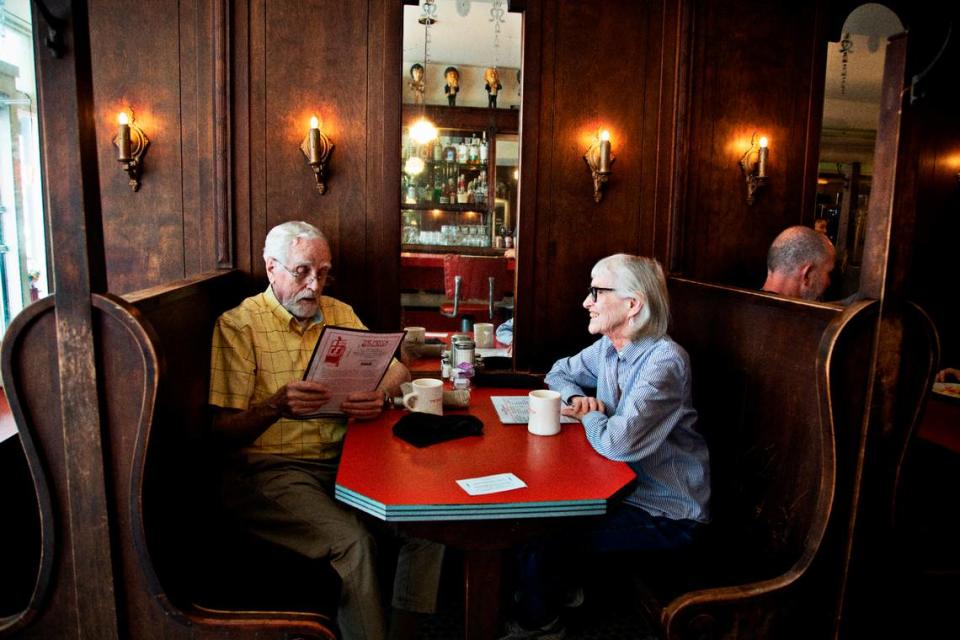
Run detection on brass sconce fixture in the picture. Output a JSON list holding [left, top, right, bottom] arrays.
[[584, 129, 615, 203], [739, 132, 769, 205], [300, 115, 335, 194], [113, 110, 150, 192]]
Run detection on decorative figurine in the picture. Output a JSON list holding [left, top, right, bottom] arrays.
[[484, 67, 502, 108], [444, 66, 460, 106], [409, 63, 425, 104]]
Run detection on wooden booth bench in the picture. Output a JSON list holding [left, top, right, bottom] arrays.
[[1, 270, 339, 639], [625, 277, 880, 639]]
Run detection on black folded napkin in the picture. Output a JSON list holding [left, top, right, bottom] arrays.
[[392, 413, 484, 448]]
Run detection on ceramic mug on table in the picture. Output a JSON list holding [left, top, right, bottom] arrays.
[[528, 389, 562, 436], [402, 378, 444, 416], [404, 326, 426, 344], [474, 322, 494, 348]]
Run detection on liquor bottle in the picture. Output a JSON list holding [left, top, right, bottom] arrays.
[[457, 138, 468, 164], [479, 132, 488, 163], [433, 176, 442, 203], [433, 141, 441, 162], [475, 173, 486, 206], [468, 137, 479, 163]]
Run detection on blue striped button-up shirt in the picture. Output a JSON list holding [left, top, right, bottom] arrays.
[[545, 335, 710, 522]]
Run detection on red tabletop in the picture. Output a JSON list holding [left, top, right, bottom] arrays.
[[335, 387, 636, 521]]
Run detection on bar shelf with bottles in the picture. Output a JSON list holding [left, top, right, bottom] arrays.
[[401, 126, 501, 251]]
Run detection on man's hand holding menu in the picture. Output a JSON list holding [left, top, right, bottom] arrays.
[[300, 326, 405, 417]]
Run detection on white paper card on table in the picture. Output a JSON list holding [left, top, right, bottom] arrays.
[[456, 473, 528, 496], [477, 347, 511, 358], [490, 396, 579, 424]]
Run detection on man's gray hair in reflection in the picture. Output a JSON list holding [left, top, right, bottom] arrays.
[[263, 220, 327, 264], [766, 225, 833, 275], [591, 253, 670, 341]]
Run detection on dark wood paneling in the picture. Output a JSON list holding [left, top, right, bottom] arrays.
[[677, 0, 821, 289], [516, 0, 680, 370], [89, 0, 185, 292], [87, 0, 224, 293], [241, 0, 399, 329], [367, 0, 403, 331]]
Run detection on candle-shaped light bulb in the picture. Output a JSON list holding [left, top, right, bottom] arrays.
[[117, 112, 132, 161], [308, 116, 321, 164], [598, 130, 611, 173], [758, 136, 769, 178]]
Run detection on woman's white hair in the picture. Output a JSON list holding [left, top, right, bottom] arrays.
[[591, 253, 670, 340], [263, 221, 326, 264]]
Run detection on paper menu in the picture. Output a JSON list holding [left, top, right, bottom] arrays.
[[301, 326, 404, 416], [490, 396, 579, 424]]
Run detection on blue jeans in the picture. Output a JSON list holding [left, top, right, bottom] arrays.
[[511, 504, 701, 629]]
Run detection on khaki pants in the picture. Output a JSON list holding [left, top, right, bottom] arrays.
[[222, 453, 445, 640]]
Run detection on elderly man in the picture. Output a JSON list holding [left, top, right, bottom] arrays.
[[502, 254, 710, 639], [209, 221, 443, 640], [761, 225, 836, 301]]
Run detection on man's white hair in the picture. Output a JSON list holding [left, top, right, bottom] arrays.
[[263, 221, 326, 264]]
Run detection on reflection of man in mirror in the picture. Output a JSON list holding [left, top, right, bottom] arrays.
[[484, 67, 502, 108], [444, 66, 460, 106], [762, 226, 836, 301], [814, 217, 828, 235], [409, 63, 425, 104]]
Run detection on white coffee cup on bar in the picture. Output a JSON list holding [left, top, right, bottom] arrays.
[[528, 389, 561, 436], [404, 326, 426, 344], [473, 322, 494, 349], [402, 378, 443, 416]]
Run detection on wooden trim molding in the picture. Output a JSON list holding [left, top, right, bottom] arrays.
[[214, 0, 233, 267]]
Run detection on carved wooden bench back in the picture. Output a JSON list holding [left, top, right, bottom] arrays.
[[0, 271, 336, 639], [658, 277, 877, 639]]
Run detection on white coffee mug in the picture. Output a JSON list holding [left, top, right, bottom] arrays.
[[402, 378, 444, 416], [528, 389, 562, 436], [474, 322, 494, 348], [404, 326, 426, 344]]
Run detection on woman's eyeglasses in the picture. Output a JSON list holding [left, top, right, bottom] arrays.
[[588, 286, 616, 302]]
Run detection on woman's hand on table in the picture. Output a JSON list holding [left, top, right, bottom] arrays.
[[562, 395, 605, 420]]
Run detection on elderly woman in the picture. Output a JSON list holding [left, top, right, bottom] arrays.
[[502, 254, 709, 640]]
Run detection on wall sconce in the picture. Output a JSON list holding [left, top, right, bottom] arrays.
[[739, 133, 769, 205], [584, 129, 615, 203], [113, 110, 150, 192], [300, 115, 335, 194]]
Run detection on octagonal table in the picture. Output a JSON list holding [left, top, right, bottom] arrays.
[[336, 386, 636, 639]]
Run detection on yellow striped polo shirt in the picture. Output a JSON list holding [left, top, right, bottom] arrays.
[[209, 286, 367, 459]]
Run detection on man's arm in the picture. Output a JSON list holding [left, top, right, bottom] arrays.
[[211, 381, 332, 449]]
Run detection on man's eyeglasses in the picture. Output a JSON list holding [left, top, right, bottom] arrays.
[[588, 286, 616, 302], [276, 261, 332, 285]]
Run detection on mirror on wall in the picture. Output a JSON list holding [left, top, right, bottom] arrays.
[[815, 3, 903, 300], [398, 0, 522, 372]]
